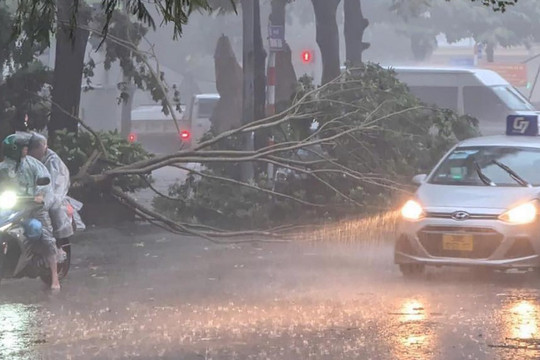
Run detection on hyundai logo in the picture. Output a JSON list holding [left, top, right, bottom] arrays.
[[452, 211, 470, 221]]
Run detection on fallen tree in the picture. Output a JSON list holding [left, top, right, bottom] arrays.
[[45, 63, 478, 242]]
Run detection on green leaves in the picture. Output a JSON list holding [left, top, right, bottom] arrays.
[[52, 129, 153, 192], [0, 62, 52, 132], [463, 0, 518, 12]]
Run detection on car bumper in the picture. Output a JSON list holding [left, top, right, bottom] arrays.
[[395, 217, 540, 269]]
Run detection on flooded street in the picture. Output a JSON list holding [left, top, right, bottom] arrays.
[[0, 224, 539, 359]]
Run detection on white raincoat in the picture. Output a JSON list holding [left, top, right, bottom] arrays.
[[41, 149, 80, 238]]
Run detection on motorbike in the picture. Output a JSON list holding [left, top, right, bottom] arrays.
[[0, 177, 71, 286]]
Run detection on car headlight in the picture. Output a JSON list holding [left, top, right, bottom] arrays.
[[0, 191, 17, 210], [401, 200, 424, 221], [499, 201, 537, 224]]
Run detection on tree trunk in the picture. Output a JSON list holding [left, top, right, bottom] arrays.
[[120, 84, 135, 138], [253, 0, 268, 152], [410, 33, 436, 61], [120, 0, 134, 139], [344, 0, 369, 66], [269, 0, 286, 28], [241, 0, 257, 181], [486, 42, 495, 63], [270, 0, 297, 113], [49, 0, 90, 139], [311, 0, 341, 84], [212, 35, 243, 134]]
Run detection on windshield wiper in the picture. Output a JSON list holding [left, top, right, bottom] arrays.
[[491, 160, 532, 187], [474, 160, 496, 186]]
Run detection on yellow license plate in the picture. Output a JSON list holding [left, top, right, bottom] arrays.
[[442, 234, 473, 251]]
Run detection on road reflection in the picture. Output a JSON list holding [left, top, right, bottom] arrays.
[[391, 298, 435, 360], [507, 300, 540, 340], [0, 303, 40, 359]]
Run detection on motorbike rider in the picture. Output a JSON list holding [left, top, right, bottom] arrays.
[[28, 132, 74, 242], [0, 134, 60, 290]]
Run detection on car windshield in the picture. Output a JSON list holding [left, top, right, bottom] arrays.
[[492, 86, 535, 111], [429, 146, 540, 186]]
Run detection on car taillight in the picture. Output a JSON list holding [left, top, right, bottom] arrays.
[[128, 133, 137, 143], [180, 130, 191, 141]]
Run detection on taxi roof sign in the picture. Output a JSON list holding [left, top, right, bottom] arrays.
[[506, 115, 539, 136]]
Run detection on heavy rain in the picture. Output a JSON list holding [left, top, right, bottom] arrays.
[[3, 0, 540, 359]]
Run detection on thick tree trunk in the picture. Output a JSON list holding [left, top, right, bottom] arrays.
[[241, 0, 263, 181], [275, 44, 297, 111], [269, 0, 286, 27], [270, 0, 297, 113], [49, 0, 89, 139], [212, 35, 243, 134], [344, 0, 369, 66], [410, 33, 436, 61], [119, 0, 134, 139], [311, 0, 341, 84]]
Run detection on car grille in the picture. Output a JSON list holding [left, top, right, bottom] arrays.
[[425, 212, 498, 220], [417, 226, 502, 259]]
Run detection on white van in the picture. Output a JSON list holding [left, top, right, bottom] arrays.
[[182, 93, 220, 146], [130, 104, 186, 153], [390, 67, 539, 135], [131, 104, 185, 135]]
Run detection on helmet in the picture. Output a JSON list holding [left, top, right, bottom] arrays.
[[23, 218, 43, 241], [2, 134, 30, 161]]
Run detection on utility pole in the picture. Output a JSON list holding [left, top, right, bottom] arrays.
[[241, 0, 256, 181]]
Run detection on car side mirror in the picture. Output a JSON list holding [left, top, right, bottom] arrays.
[[36, 177, 50, 186], [412, 174, 427, 185]]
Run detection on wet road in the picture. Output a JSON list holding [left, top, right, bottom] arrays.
[[1, 225, 540, 359]]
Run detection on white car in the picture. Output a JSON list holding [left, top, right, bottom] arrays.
[[395, 115, 540, 276]]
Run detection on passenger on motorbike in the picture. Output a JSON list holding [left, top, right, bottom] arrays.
[[0, 134, 60, 290], [28, 133, 73, 241]]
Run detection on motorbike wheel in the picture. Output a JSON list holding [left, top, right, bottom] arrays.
[[40, 238, 71, 286]]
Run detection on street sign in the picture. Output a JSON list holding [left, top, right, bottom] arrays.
[[268, 25, 284, 51], [481, 63, 528, 87]]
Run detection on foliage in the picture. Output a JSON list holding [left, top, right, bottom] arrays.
[[88, 9, 179, 111], [382, 0, 532, 60], [154, 64, 479, 229], [51, 129, 153, 193], [0, 62, 52, 136], [392, 0, 517, 13], [13, 0, 235, 42], [0, 4, 52, 137]]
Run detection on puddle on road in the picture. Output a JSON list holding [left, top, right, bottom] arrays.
[[0, 303, 42, 359], [389, 298, 437, 360]]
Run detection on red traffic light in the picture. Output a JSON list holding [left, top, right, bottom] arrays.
[[128, 132, 137, 143], [301, 50, 314, 64], [180, 130, 191, 141]]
